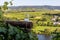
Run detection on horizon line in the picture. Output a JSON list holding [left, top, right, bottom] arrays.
[[1, 5, 60, 7]]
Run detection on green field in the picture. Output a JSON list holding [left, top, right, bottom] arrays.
[[32, 26, 60, 34], [4, 12, 44, 19], [3, 11, 60, 34]]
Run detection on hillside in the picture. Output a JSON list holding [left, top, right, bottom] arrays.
[[8, 5, 60, 10]]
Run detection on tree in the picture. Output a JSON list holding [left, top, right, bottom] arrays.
[[0, 6, 3, 20], [2, 0, 13, 11], [0, 0, 13, 21]]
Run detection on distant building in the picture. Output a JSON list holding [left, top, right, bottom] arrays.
[[51, 15, 60, 25], [53, 22, 60, 25], [24, 14, 30, 22], [24, 18, 29, 22]]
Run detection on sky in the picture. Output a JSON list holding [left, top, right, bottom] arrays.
[[0, 0, 60, 6]]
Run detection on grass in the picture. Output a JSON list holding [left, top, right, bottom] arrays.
[[3, 12, 60, 34], [3, 12, 45, 19], [32, 26, 60, 34]]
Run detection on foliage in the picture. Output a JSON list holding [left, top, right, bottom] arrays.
[[3, 11, 60, 27], [52, 29, 60, 40], [32, 26, 60, 34], [0, 22, 38, 40], [2, 0, 13, 11]]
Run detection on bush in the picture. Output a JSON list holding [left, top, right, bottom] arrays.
[[0, 23, 38, 40]]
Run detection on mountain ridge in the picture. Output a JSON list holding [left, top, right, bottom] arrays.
[[8, 5, 60, 10]]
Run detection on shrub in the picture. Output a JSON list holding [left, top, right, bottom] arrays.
[[0, 23, 38, 40]]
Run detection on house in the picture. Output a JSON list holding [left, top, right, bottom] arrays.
[[53, 22, 60, 25], [51, 15, 60, 25]]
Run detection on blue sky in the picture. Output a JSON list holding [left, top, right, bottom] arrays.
[[0, 0, 60, 6]]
